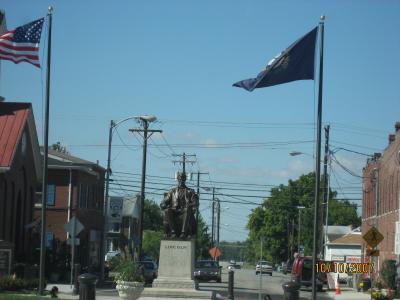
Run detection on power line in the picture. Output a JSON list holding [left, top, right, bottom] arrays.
[[112, 172, 360, 193]]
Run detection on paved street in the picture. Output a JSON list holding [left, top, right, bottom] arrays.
[[44, 270, 373, 300], [198, 268, 333, 300]]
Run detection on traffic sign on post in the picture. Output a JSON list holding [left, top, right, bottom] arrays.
[[67, 238, 80, 246], [366, 249, 380, 257], [209, 247, 221, 259], [64, 217, 84, 236], [63, 216, 84, 287], [363, 226, 384, 248]]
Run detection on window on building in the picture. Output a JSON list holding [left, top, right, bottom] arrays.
[[46, 232, 54, 250], [79, 184, 88, 208], [47, 184, 56, 205], [2, 180, 7, 239]]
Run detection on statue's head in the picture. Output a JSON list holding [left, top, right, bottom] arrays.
[[177, 172, 187, 187]]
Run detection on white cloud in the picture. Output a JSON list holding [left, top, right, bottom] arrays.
[[203, 138, 219, 148]]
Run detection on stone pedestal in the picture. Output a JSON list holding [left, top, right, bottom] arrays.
[[139, 239, 218, 299], [153, 239, 195, 289]]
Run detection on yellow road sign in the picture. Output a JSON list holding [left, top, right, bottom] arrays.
[[363, 226, 384, 248]]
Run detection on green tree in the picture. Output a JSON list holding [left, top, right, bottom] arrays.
[[51, 141, 69, 154], [328, 198, 360, 227], [143, 199, 163, 231], [142, 198, 163, 260], [247, 172, 360, 264], [196, 214, 211, 259], [219, 240, 249, 262], [381, 259, 396, 289], [142, 230, 163, 260]]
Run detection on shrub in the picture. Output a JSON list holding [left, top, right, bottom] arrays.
[[108, 255, 122, 271], [114, 257, 143, 282], [373, 280, 384, 289], [0, 276, 46, 291], [0, 276, 25, 291], [381, 260, 396, 290]]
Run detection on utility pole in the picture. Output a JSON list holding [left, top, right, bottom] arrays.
[[216, 198, 220, 254], [298, 211, 301, 252], [101, 116, 140, 280], [172, 152, 196, 176], [211, 188, 215, 249], [322, 124, 330, 258], [129, 116, 161, 260], [287, 220, 291, 260], [291, 218, 295, 255], [258, 237, 264, 300], [195, 171, 208, 259]]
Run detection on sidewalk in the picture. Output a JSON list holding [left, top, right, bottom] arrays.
[[55, 284, 120, 300], [325, 288, 371, 300]]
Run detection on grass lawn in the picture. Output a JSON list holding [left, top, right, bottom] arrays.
[[0, 295, 49, 300], [0, 293, 68, 300]]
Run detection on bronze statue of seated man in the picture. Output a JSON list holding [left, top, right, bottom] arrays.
[[160, 173, 198, 239]]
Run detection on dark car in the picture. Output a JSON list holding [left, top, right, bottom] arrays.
[[139, 261, 158, 284], [291, 256, 323, 291], [194, 260, 221, 283], [282, 259, 293, 275]]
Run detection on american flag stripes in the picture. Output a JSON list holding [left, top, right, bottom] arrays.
[[0, 18, 44, 68]]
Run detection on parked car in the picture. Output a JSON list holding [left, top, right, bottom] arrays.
[[255, 260, 273, 276], [194, 260, 222, 283], [282, 259, 293, 275], [139, 261, 158, 284], [104, 250, 121, 262], [291, 256, 323, 291], [228, 260, 241, 270]]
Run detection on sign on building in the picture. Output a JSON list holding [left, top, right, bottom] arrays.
[[395, 222, 400, 255], [331, 255, 345, 262], [108, 196, 124, 223], [346, 256, 361, 263]]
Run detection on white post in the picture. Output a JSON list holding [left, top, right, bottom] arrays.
[[259, 237, 263, 300], [67, 169, 72, 240], [70, 218, 76, 287]]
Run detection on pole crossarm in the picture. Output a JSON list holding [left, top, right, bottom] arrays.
[[170, 153, 196, 174], [129, 128, 162, 141]]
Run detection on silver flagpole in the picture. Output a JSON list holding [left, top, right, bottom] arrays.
[[311, 15, 325, 300], [39, 6, 53, 295]]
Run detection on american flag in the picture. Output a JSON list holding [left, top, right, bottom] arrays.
[[0, 18, 44, 68]]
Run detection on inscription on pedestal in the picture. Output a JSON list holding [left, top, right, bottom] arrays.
[[157, 239, 195, 279]]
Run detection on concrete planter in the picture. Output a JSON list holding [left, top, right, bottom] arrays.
[[116, 280, 144, 300]]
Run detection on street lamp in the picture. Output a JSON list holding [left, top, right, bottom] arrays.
[[130, 115, 161, 260], [101, 116, 140, 282], [289, 151, 314, 158]]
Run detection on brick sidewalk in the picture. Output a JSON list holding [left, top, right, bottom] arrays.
[[325, 288, 371, 300]]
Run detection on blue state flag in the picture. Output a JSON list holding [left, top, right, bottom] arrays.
[[233, 27, 318, 91]]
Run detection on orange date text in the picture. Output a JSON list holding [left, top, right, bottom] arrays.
[[315, 262, 373, 274]]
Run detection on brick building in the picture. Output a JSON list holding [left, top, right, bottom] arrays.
[[362, 122, 400, 272], [34, 149, 105, 275], [0, 102, 42, 263]]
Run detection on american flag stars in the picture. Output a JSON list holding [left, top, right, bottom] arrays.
[[0, 18, 44, 68]]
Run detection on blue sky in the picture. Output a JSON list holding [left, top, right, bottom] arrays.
[[1, 1, 399, 242]]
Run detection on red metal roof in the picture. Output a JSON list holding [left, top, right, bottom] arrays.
[[0, 102, 31, 168]]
